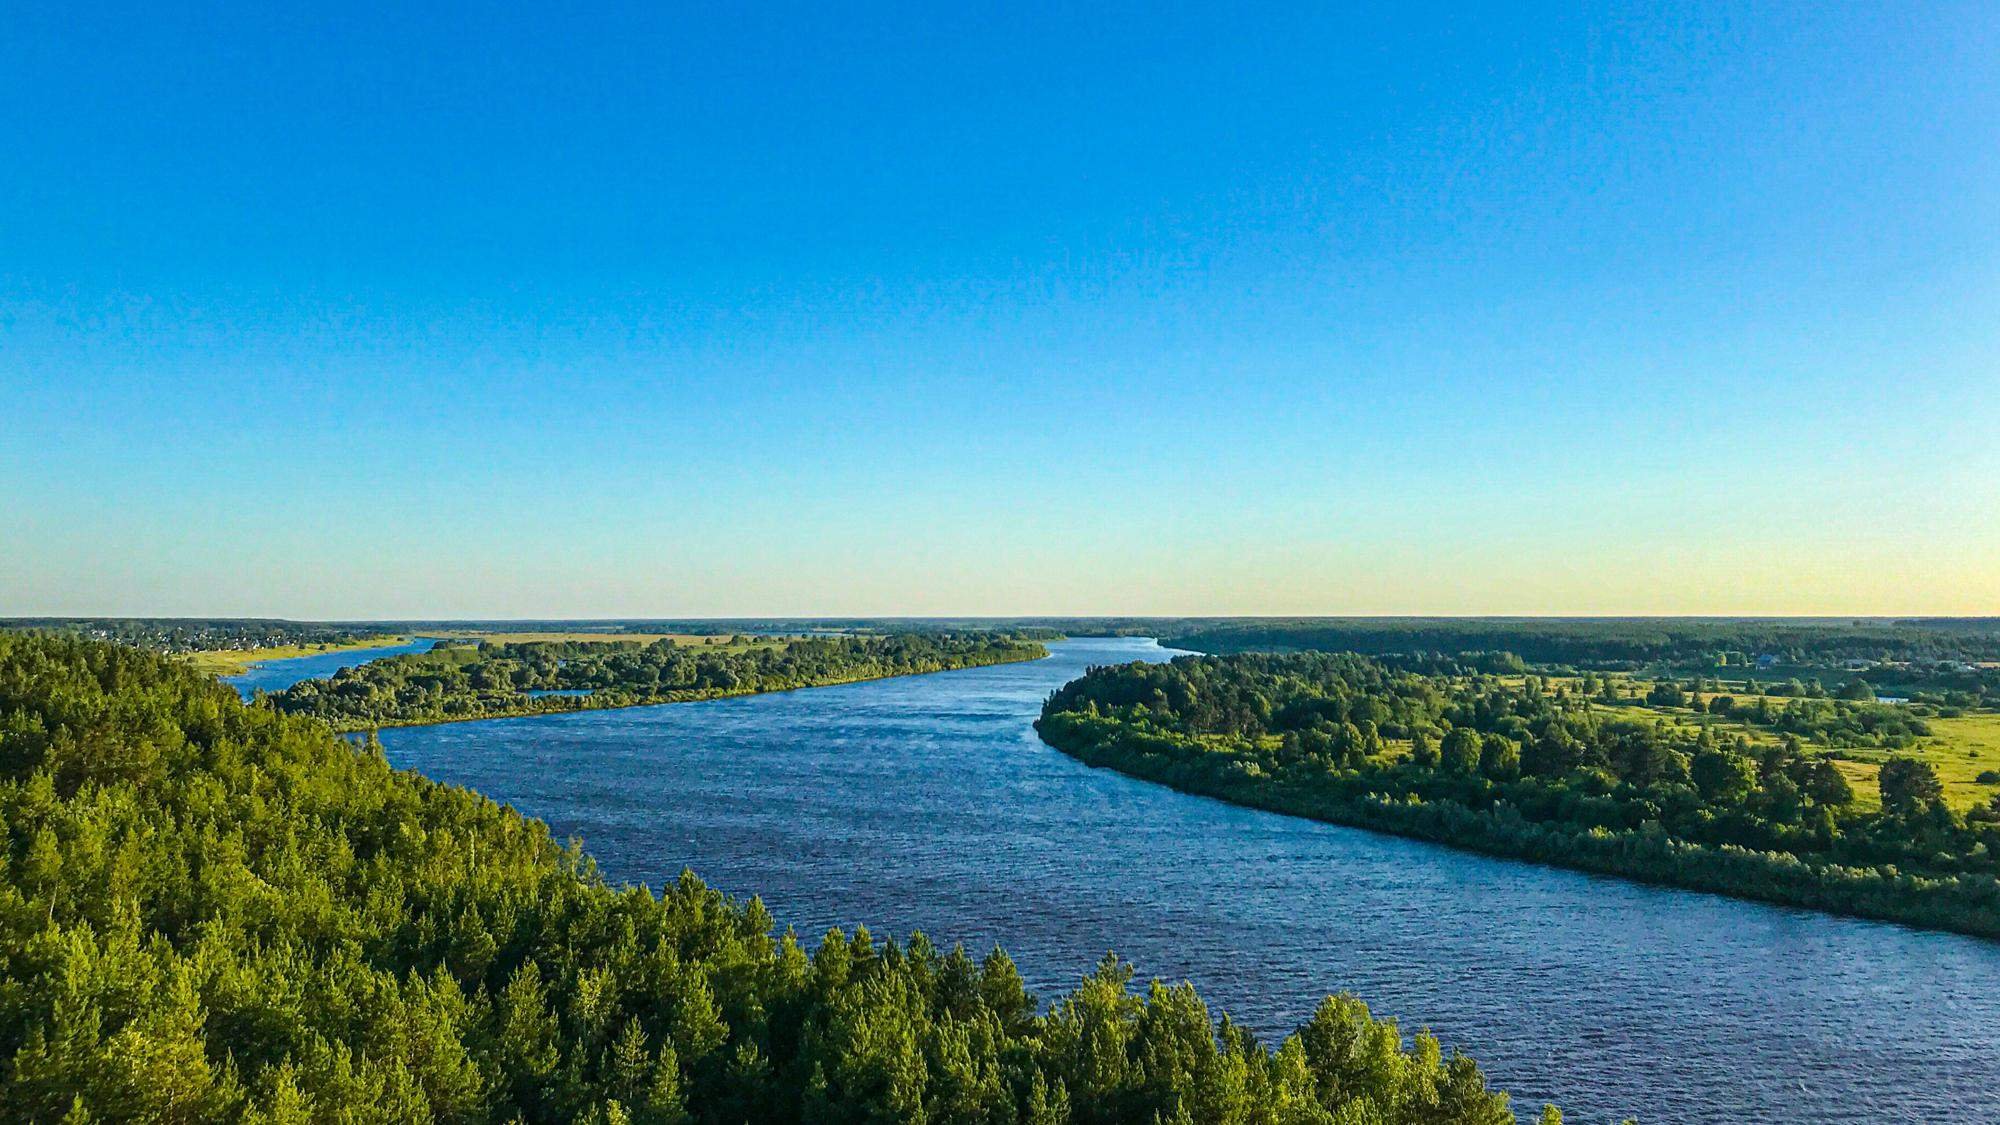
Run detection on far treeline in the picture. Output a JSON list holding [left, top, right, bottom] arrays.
[[1160, 619, 2000, 716], [1163, 619, 2000, 669], [0, 618, 381, 655], [1039, 652, 2000, 939], [1, 618, 1071, 650], [0, 631, 1547, 1123], [265, 633, 1051, 730]]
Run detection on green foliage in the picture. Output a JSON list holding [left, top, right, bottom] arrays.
[[1645, 681, 1687, 708], [1690, 749, 1756, 805], [1878, 757, 1945, 816], [1700, 693, 1931, 750], [0, 633, 1533, 1123], [263, 634, 1048, 730], [1441, 729, 1482, 775], [1159, 619, 2000, 668], [0, 619, 373, 655], [1038, 654, 2000, 939]]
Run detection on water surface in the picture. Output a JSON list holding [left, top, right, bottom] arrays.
[[223, 636, 438, 697], [379, 638, 2000, 1124]]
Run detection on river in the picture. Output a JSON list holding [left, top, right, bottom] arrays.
[[221, 636, 439, 698], [373, 637, 2000, 1123]]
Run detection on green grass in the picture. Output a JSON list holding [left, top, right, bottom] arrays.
[[1831, 712, 2000, 814]]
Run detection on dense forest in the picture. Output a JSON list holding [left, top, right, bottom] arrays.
[[264, 634, 1050, 730], [1038, 653, 2000, 939], [1160, 619, 2000, 669], [0, 633, 1546, 1122]]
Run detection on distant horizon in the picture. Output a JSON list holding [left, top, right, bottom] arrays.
[[14, 612, 2000, 624], [5, 4, 1995, 615]]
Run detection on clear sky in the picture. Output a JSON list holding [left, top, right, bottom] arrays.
[[3, 2, 1996, 618]]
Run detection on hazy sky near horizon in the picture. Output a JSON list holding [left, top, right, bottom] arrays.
[[4, 2, 1997, 618]]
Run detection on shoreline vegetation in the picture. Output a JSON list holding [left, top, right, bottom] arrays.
[[178, 633, 412, 677], [262, 633, 1055, 731], [1038, 652, 2000, 941], [0, 632, 1549, 1123]]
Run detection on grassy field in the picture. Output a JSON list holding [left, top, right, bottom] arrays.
[[1566, 678, 2000, 813], [1376, 693, 2000, 814], [1828, 712, 2000, 813], [179, 635, 409, 676]]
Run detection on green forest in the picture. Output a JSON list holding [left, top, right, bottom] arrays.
[[263, 634, 1050, 730], [1038, 653, 2000, 939], [0, 620, 380, 656], [0, 633, 1547, 1123], [1160, 619, 2000, 669]]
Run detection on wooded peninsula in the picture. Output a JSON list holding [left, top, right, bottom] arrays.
[[1039, 649, 2000, 939]]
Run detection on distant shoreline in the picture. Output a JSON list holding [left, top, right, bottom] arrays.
[[302, 644, 1053, 732], [179, 634, 411, 677]]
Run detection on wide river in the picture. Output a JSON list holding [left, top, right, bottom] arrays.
[[372, 638, 2000, 1124]]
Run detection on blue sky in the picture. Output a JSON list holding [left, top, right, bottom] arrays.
[[3, 2, 1996, 617]]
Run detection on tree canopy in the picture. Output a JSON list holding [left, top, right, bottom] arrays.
[[0, 632, 1538, 1123], [1160, 619, 2000, 669], [1038, 653, 2000, 938]]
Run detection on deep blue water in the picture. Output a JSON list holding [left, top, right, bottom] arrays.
[[377, 638, 2000, 1124], [222, 636, 438, 698]]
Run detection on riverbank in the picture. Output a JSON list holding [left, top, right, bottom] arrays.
[[1036, 710, 2000, 942], [334, 648, 1051, 731], [179, 633, 410, 676], [267, 637, 1053, 731]]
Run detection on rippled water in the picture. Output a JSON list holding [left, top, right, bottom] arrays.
[[222, 637, 438, 698], [377, 638, 2000, 1124]]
